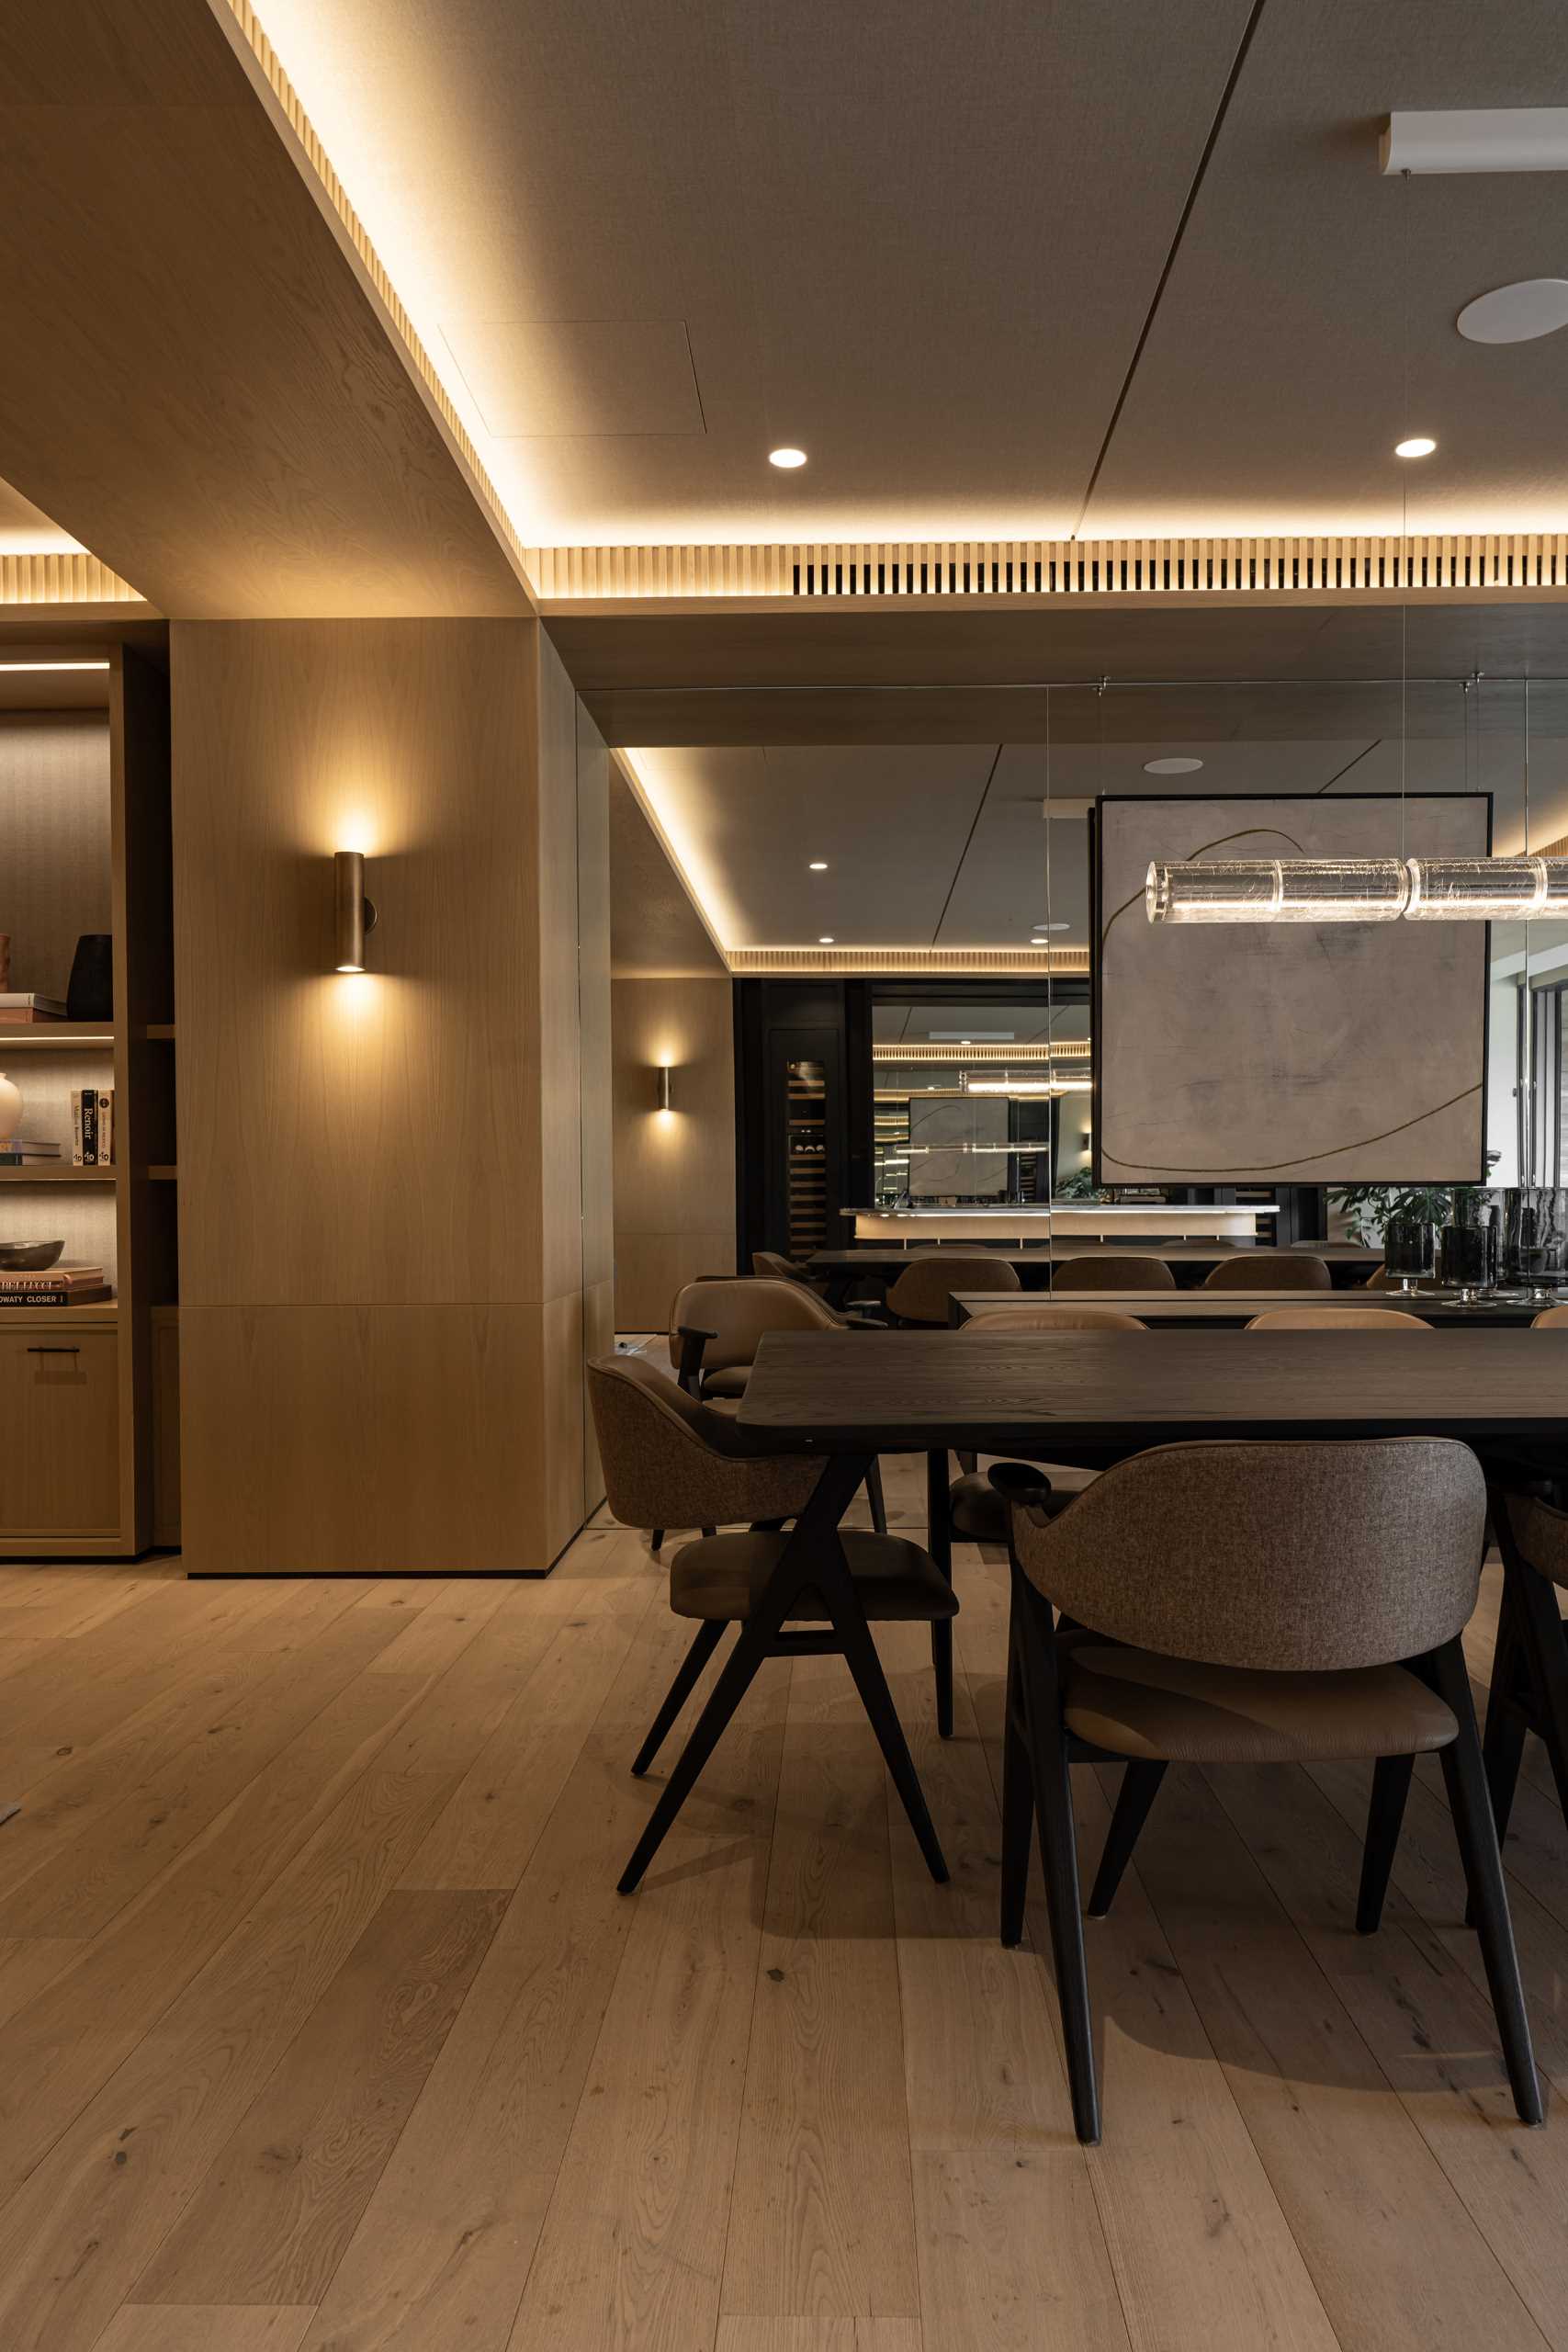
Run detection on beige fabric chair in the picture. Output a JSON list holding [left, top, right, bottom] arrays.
[[588, 1354, 955, 1893], [884, 1251, 1021, 1325], [945, 1307, 1146, 1544], [1204, 1250, 1331, 1291], [1365, 1262, 1393, 1289], [1051, 1254, 1175, 1293], [1533, 1304, 1568, 1328], [1000, 1438, 1539, 2142], [665, 1274, 887, 1533], [1245, 1306, 1432, 1331]]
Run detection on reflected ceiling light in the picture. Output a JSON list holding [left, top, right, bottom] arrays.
[[1145, 854, 1568, 924], [807, 859, 829, 870], [0, 660, 110, 673], [1457, 278, 1568, 344], [1394, 435, 1437, 458], [964, 1075, 1092, 1096], [1143, 755, 1203, 775], [769, 447, 807, 469]]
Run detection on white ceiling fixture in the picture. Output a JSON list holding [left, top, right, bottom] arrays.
[[1457, 279, 1568, 345], [769, 447, 808, 469], [1382, 108, 1568, 175], [1142, 755, 1203, 775], [807, 859, 829, 869], [818, 933, 835, 944], [1394, 435, 1437, 458]]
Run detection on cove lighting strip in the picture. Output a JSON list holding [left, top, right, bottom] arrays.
[[0, 660, 110, 673]]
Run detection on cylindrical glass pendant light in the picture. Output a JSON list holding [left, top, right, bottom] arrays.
[[1145, 857, 1412, 924], [1404, 855, 1568, 920]]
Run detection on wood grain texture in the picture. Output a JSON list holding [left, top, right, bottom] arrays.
[[135, 1887, 506, 2305], [0, 3, 529, 618], [716, 2327, 923, 2352], [612, 975, 736, 1329], [95, 2311, 315, 2352], [0, 710, 111, 1002]]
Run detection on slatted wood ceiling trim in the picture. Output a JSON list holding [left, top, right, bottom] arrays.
[[0, 553, 144, 605]]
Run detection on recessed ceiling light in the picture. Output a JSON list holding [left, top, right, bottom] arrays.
[[818, 934, 835, 944], [1143, 756, 1204, 775], [1032, 921, 1071, 932], [769, 447, 807, 469], [1457, 278, 1568, 344], [808, 859, 829, 870], [1394, 435, 1437, 458]]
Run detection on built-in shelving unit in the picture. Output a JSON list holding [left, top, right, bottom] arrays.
[[0, 638, 175, 1556]]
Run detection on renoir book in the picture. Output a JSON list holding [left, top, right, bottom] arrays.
[[69, 1088, 115, 1166]]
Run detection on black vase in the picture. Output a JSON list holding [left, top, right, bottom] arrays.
[[66, 934, 113, 1022]]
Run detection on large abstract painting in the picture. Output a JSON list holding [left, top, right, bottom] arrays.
[[1095, 793, 1490, 1183]]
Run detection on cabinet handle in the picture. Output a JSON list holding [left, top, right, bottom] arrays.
[[26, 1344, 80, 1355]]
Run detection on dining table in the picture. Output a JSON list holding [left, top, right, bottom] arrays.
[[808, 1240, 1382, 1306], [945, 1288, 1554, 1329]]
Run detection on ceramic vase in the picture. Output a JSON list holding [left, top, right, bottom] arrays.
[[0, 1070, 20, 1144], [66, 933, 113, 1022]]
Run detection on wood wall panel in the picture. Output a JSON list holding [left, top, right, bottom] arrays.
[[0, 714, 112, 1004], [178, 1305, 572, 1573], [173, 621, 546, 1309], [611, 976, 736, 1329], [536, 633, 584, 1308]]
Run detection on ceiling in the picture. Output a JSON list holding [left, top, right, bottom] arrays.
[[0, 476, 82, 558], [235, 0, 1568, 550]]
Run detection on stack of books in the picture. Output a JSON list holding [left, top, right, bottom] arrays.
[[0, 994, 67, 1025], [0, 1137, 62, 1167], [0, 1265, 111, 1307], [70, 1088, 114, 1165]]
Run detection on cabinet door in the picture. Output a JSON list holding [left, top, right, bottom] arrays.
[[0, 1331, 120, 1533]]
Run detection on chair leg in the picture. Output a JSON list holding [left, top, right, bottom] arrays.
[[956, 1449, 978, 1476], [1479, 1579, 1529, 1853], [618, 1617, 771, 1894], [651, 1530, 664, 1552], [1012, 1566, 1100, 2143], [1356, 1753, 1414, 1935], [1428, 1640, 1544, 2126], [1511, 1560, 1568, 1834], [864, 1456, 888, 1536], [924, 1448, 954, 1740], [1000, 1645, 1033, 1948], [825, 1574, 949, 1884], [631, 1619, 726, 1778], [1087, 1760, 1166, 1920]]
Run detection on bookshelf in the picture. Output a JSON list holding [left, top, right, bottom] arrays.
[[0, 638, 175, 1556]]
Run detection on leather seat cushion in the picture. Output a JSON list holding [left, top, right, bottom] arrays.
[[701, 1365, 751, 1398], [1063, 1645, 1457, 1764], [948, 1470, 1086, 1542], [671, 1530, 958, 1623]]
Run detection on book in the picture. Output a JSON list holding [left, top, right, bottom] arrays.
[[0, 1286, 112, 1306], [0, 1266, 106, 1289], [1, 1139, 60, 1156], [96, 1087, 113, 1166], [72, 1088, 108, 1165], [0, 1153, 67, 1165], [0, 995, 67, 1023]]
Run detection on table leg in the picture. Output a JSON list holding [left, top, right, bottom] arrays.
[[926, 1447, 954, 1739]]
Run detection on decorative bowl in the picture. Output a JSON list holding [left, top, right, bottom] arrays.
[[0, 1239, 64, 1271]]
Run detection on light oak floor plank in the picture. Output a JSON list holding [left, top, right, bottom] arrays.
[[94, 2306, 315, 2352], [716, 2323, 923, 2350]]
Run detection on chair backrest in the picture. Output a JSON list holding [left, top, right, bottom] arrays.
[[1533, 1304, 1568, 1328], [1010, 1437, 1486, 1670], [884, 1251, 1021, 1323], [1497, 1487, 1568, 1592], [963, 1304, 1146, 1331], [588, 1354, 821, 1531], [667, 1275, 840, 1371], [1204, 1250, 1332, 1292], [1365, 1263, 1393, 1289], [752, 1249, 812, 1286], [1245, 1306, 1432, 1331], [1050, 1254, 1176, 1292]]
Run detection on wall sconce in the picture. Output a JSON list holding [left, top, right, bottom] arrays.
[[333, 850, 378, 972], [656, 1065, 674, 1111]]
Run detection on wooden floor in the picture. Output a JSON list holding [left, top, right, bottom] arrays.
[[0, 1453, 1565, 2351]]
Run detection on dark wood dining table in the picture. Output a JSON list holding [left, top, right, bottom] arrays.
[[946, 1289, 1552, 1329]]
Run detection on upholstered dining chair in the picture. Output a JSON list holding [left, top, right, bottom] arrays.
[[923, 1305, 1147, 1738], [1478, 1484, 1568, 1880], [664, 1275, 888, 1539], [1533, 1304, 1568, 1328], [884, 1250, 1021, 1325], [1203, 1250, 1332, 1291], [999, 1438, 1540, 2143], [1051, 1254, 1175, 1292], [1245, 1306, 1432, 1331], [588, 1353, 956, 1893]]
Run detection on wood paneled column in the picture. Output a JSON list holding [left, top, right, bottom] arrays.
[[171, 617, 608, 1572]]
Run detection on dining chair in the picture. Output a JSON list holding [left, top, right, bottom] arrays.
[[884, 1250, 1021, 1325], [1365, 1263, 1393, 1288], [1478, 1484, 1568, 1888], [665, 1275, 889, 1539], [1051, 1255, 1175, 1292], [1245, 1306, 1431, 1330], [1204, 1250, 1332, 1290], [588, 1354, 956, 1893], [1533, 1304, 1568, 1328], [751, 1248, 825, 1289], [923, 1306, 1147, 1739], [999, 1438, 1540, 2143]]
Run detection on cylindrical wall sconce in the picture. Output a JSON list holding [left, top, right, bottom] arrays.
[[333, 851, 378, 972], [656, 1064, 673, 1111]]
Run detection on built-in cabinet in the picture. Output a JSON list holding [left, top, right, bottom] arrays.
[[0, 639, 176, 1555]]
